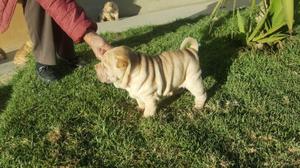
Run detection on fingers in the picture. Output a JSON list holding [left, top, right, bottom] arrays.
[[104, 43, 113, 50], [99, 48, 106, 57], [86, 34, 112, 60], [95, 47, 109, 60], [98, 43, 113, 58], [95, 49, 104, 60]]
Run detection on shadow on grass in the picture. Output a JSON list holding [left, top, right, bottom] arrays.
[[55, 48, 95, 80], [112, 16, 205, 48], [0, 84, 12, 112], [200, 37, 242, 101]]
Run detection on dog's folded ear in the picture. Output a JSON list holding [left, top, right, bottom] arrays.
[[116, 54, 129, 69]]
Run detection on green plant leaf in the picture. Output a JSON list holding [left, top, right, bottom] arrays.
[[252, 22, 286, 41], [251, 0, 256, 10], [210, 0, 226, 20], [247, 7, 270, 43], [269, 0, 285, 28], [237, 9, 246, 33], [256, 34, 287, 43], [281, 0, 294, 33]]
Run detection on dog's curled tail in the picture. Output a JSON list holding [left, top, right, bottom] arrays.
[[180, 37, 199, 52]]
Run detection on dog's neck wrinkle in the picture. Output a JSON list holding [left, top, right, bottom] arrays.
[[139, 54, 167, 95], [153, 55, 167, 95], [117, 64, 131, 88], [132, 53, 142, 72], [118, 53, 142, 89], [134, 54, 149, 90], [124, 53, 152, 93]]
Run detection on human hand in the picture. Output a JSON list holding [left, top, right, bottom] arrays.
[[83, 31, 112, 60]]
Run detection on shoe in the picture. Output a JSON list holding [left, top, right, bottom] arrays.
[[36, 63, 58, 82], [58, 56, 87, 69]]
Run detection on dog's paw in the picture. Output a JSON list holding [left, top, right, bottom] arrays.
[[136, 106, 145, 113], [143, 113, 154, 118], [193, 101, 205, 110], [193, 104, 205, 110], [194, 94, 207, 110], [142, 109, 155, 118]]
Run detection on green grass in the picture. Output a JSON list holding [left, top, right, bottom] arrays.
[[0, 12, 299, 167]]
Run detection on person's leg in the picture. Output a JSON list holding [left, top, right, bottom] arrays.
[[53, 21, 76, 62], [23, 0, 56, 65], [23, 0, 81, 81], [53, 22, 86, 68]]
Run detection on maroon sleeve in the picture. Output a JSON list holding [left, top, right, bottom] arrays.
[[36, 0, 97, 43], [0, 0, 18, 33]]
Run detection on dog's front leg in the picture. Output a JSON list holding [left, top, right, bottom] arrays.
[[136, 98, 145, 112], [143, 98, 157, 118]]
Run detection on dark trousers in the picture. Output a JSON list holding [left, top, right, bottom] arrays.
[[23, 0, 75, 65]]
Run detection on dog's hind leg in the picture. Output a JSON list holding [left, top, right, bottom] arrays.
[[143, 98, 157, 118], [136, 98, 145, 112], [185, 76, 207, 109]]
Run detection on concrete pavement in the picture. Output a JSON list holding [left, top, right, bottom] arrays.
[[96, 0, 250, 33], [96, 0, 217, 33], [0, 52, 16, 84]]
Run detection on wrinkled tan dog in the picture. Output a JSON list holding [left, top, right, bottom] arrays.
[[100, 1, 119, 22], [95, 37, 207, 117]]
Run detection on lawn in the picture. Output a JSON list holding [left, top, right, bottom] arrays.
[[0, 12, 299, 167]]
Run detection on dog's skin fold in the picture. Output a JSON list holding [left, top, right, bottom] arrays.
[[95, 37, 207, 117]]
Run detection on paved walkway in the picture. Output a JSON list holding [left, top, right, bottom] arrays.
[[0, 52, 16, 84], [96, 0, 217, 33], [96, 0, 250, 33]]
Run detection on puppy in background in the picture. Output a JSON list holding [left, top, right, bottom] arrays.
[[95, 37, 207, 117], [0, 48, 6, 62], [13, 40, 33, 67], [100, 1, 119, 22]]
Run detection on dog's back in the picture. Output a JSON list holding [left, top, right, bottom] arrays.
[[131, 37, 200, 97]]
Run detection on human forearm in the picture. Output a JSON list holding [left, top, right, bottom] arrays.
[[36, 0, 96, 43]]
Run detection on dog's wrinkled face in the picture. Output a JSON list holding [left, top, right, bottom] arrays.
[[95, 46, 132, 84]]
